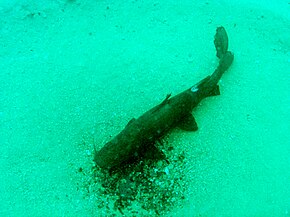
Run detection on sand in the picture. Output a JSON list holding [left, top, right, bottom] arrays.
[[1, 0, 289, 216]]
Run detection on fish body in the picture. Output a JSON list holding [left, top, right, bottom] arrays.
[[94, 27, 234, 171]]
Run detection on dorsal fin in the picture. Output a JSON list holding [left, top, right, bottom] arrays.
[[151, 93, 171, 114], [125, 118, 136, 128], [160, 93, 171, 106]]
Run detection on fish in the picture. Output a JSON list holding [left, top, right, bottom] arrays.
[[94, 26, 234, 171]]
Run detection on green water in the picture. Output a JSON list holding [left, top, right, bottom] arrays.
[[1, 0, 289, 216]]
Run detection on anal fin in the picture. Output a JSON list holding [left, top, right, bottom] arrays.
[[208, 85, 220, 97]]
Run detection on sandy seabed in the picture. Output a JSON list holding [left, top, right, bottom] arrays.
[[1, 0, 289, 216]]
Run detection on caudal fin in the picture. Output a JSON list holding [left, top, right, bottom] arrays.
[[214, 26, 229, 59], [208, 27, 234, 84], [219, 51, 234, 72]]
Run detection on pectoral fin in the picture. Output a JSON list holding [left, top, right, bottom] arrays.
[[179, 114, 198, 131], [144, 145, 165, 160]]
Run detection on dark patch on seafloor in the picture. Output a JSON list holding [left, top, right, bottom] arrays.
[[82, 137, 188, 216]]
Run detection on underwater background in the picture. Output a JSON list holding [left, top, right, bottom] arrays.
[[1, 0, 289, 216]]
